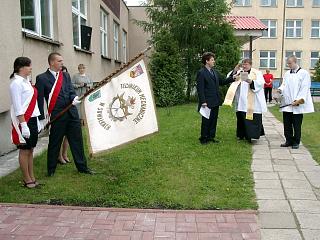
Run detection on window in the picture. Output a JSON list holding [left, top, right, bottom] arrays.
[[285, 51, 302, 67], [261, 0, 277, 6], [113, 21, 120, 61], [122, 30, 127, 63], [72, 0, 87, 48], [234, 0, 251, 6], [261, 20, 277, 38], [20, 0, 53, 38], [286, 20, 302, 38], [100, 9, 108, 57], [313, 0, 320, 6], [260, 51, 276, 68], [311, 20, 320, 38], [241, 50, 250, 60], [311, 51, 320, 69], [286, 0, 303, 7]]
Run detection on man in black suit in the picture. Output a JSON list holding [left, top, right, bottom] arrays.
[[196, 52, 235, 145], [36, 52, 93, 176]]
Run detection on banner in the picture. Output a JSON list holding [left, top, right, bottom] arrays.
[[84, 59, 158, 155]]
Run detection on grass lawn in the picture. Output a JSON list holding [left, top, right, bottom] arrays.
[[269, 102, 320, 163], [0, 104, 256, 210]]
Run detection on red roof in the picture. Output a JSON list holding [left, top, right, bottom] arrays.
[[226, 16, 268, 30]]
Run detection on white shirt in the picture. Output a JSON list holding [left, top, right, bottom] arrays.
[[9, 74, 40, 117], [235, 69, 267, 114], [279, 68, 314, 114], [48, 68, 58, 79]]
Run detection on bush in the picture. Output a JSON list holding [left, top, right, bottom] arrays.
[[313, 58, 320, 82]]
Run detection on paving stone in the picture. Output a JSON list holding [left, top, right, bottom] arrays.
[[273, 160, 296, 166], [278, 172, 306, 180], [297, 165, 320, 172], [253, 172, 279, 180], [273, 165, 298, 172], [284, 188, 317, 200], [257, 200, 291, 212], [281, 180, 312, 189], [259, 213, 296, 229], [296, 213, 320, 229], [301, 229, 320, 240], [290, 200, 320, 213], [255, 189, 285, 200], [304, 171, 320, 188], [255, 180, 282, 189], [251, 165, 274, 172], [260, 229, 302, 240]]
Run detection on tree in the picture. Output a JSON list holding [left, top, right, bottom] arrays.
[[313, 58, 320, 82], [139, 0, 241, 102], [149, 30, 185, 107]]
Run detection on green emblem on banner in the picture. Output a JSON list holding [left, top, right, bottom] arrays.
[[88, 90, 101, 102]]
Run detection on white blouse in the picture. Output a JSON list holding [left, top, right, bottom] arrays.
[[10, 74, 40, 117]]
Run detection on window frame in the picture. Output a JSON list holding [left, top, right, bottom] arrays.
[[72, 0, 88, 48], [20, 0, 53, 39], [286, 0, 304, 7], [259, 51, 277, 69], [285, 19, 303, 38], [234, 0, 251, 7], [260, 0, 277, 7], [313, 0, 320, 7], [311, 20, 320, 38], [100, 8, 109, 57], [310, 51, 320, 69], [113, 21, 120, 61], [122, 30, 127, 63], [261, 19, 277, 38]]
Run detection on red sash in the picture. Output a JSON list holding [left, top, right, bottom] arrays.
[[48, 71, 63, 115], [11, 87, 38, 145]]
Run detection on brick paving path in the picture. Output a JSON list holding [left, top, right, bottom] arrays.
[[0, 204, 259, 240]]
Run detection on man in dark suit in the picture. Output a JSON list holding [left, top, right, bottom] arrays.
[[196, 52, 235, 145], [36, 52, 93, 176]]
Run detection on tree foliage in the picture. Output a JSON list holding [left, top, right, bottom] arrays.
[[139, 0, 241, 102], [313, 58, 320, 82]]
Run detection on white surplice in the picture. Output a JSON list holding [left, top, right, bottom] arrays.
[[279, 68, 314, 114], [234, 68, 267, 114]]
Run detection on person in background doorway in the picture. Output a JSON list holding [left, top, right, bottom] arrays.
[[72, 64, 93, 122]]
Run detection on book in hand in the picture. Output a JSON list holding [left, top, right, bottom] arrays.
[[199, 106, 211, 119]]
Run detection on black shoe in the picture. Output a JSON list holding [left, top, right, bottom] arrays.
[[79, 169, 95, 175], [210, 139, 220, 143], [47, 172, 55, 177], [280, 142, 292, 147], [292, 144, 299, 149], [200, 141, 209, 145]]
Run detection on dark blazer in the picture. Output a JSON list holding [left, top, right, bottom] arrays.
[[35, 69, 79, 120], [196, 67, 234, 111]]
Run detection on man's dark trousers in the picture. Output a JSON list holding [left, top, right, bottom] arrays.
[[47, 111, 87, 174], [200, 106, 219, 143], [283, 112, 303, 145]]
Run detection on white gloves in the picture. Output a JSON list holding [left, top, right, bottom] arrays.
[[40, 119, 47, 131], [20, 122, 30, 139], [72, 96, 81, 106]]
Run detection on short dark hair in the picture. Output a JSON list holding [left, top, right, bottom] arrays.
[[201, 52, 215, 65], [242, 58, 252, 65], [10, 57, 32, 79], [48, 52, 61, 65]]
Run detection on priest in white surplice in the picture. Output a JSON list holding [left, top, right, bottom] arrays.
[[278, 55, 314, 149], [224, 59, 267, 142]]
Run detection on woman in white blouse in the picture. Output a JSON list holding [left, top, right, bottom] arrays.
[[9, 57, 41, 189]]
